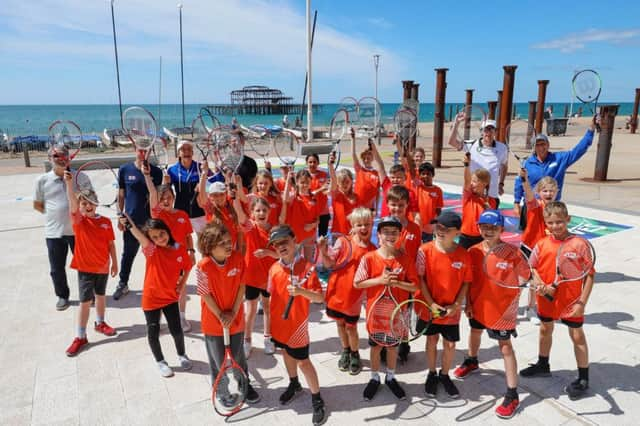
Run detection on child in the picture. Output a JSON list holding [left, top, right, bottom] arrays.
[[350, 130, 381, 211], [63, 172, 118, 356], [460, 153, 496, 249], [249, 170, 282, 227], [416, 211, 472, 398], [144, 168, 196, 332], [305, 153, 331, 236], [282, 169, 320, 243], [520, 170, 559, 324], [232, 196, 278, 357], [354, 216, 417, 401], [371, 144, 419, 218], [267, 225, 327, 425], [327, 151, 360, 234], [120, 216, 192, 377], [197, 165, 240, 249], [322, 207, 376, 375], [413, 162, 444, 243], [453, 210, 521, 418], [196, 222, 260, 404], [520, 201, 595, 401]]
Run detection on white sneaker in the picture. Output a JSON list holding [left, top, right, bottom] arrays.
[[243, 340, 252, 358], [526, 308, 541, 326], [158, 360, 174, 378], [181, 317, 192, 333], [178, 355, 192, 370], [264, 337, 275, 355]]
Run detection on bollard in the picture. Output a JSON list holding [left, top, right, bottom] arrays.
[[402, 80, 414, 103], [527, 101, 537, 149], [448, 104, 453, 122], [464, 89, 474, 140], [410, 83, 420, 152], [593, 105, 619, 181], [23, 143, 31, 168], [498, 65, 517, 141], [631, 88, 640, 134], [496, 90, 503, 127], [535, 80, 550, 134], [432, 68, 448, 168], [487, 101, 498, 120]]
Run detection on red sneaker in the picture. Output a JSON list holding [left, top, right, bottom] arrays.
[[453, 358, 479, 379], [94, 321, 117, 336], [495, 397, 520, 419], [66, 337, 88, 357]]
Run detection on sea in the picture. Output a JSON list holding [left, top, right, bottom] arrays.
[[0, 102, 635, 137]]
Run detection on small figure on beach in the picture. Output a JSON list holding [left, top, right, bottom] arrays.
[[282, 115, 290, 129]]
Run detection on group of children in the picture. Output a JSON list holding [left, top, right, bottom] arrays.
[[59, 130, 594, 424]]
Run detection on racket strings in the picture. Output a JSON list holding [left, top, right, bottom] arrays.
[[368, 298, 400, 346], [213, 365, 248, 414]]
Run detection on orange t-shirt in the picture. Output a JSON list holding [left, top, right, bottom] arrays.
[[354, 165, 380, 206], [141, 243, 192, 311], [204, 201, 239, 248], [529, 236, 595, 320], [467, 242, 520, 330], [309, 169, 329, 215], [268, 258, 322, 348], [380, 177, 419, 217], [248, 193, 282, 227], [325, 237, 376, 317], [197, 252, 245, 336], [286, 193, 320, 242], [521, 199, 548, 250], [274, 177, 286, 193], [397, 219, 421, 266], [416, 184, 444, 233], [331, 190, 360, 235], [461, 189, 497, 236], [415, 242, 472, 325], [70, 212, 115, 274], [152, 206, 193, 246], [241, 221, 276, 289]]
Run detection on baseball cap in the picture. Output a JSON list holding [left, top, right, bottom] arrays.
[[477, 209, 505, 227], [177, 140, 193, 151], [268, 225, 295, 245], [377, 216, 403, 232], [431, 211, 462, 229], [206, 181, 226, 194], [535, 133, 549, 144], [482, 119, 497, 129]]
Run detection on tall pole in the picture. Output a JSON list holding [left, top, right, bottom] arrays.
[[373, 54, 380, 143], [299, 10, 317, 123], [158, 56, 162, 127], [178, 3, 185, 126], [527, 101, 537, 149], [593, 105, 619, 181], [498, 65, 517, 142], [631, 88, 640, 134], [535, 80, 550, 134], [432, 68, 448, 168], [110, 0, 124, 128], [306, 0, 313, 142]]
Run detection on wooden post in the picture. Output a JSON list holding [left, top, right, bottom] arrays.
[[410, 83, 420, 151], [487, 101, 498, 120], [23, 144, 31, 168], [496, 90, 503, 127], [432, 68, 448, 168], [498, 65, 517, 141], [527, 101, 537, 149], [631, 88, 640, 134], [402, 80, 414, 103], [593, 105, 619, 181], [535, 80, 550, 134]]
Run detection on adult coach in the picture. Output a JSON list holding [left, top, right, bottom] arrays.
[[449, 116, 508, 206], [113, 150, 163, 300], [167, 141, 207, 234]]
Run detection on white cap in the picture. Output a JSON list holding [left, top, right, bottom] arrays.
[[177, 140, 193, 150], [482, 119, 497, 129], [206, 181, 227, 194]]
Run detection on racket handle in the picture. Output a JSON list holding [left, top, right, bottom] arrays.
[[544, 293, 554, 302], [282, 295, 294, 319]]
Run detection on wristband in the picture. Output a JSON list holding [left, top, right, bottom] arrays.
[[499, 182, 505, 187], [463, 162, 469, 167]]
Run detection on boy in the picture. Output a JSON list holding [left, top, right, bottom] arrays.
[[416, 211, 472, 398], [371, 140, 418, 218], [520, 201, 595, 401], [350, 131, 381, 211], [413, 162, 444, 243], [267, 225, 327, 426], [453, 210, 520, 418], [354, 216, 418, 401]]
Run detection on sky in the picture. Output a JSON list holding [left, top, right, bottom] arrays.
[[1, 0, 639, 105]]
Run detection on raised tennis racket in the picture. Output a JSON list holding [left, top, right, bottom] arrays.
[[505, 120, 536, 165], [212, 326, 249, 417], [394, 107, 417, 153], [339, 96, 359, 123], [48, 120, 83, 171], [366, 276, 404, 347], [328, 109, 349, 168], [245, 124, 272, 164], [150, 137, 170, 170], [192, 114, 218, 175], [74, 160, 120, 214], [273, 129, 300, 167], [545, 236, 595, 302], [402, 98, 419, 115], [483, 242, 536, 290], [454, 105, 487, 151], [356, 96, 381, 138], [318, 232, 353, 271], [572, 69, 602, 130], [123, 106, 159, 167], [282, 238, 319, 320], [214, 129, 244, 174]]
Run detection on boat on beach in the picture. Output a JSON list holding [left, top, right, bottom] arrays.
[[103, 128, 131, 147]]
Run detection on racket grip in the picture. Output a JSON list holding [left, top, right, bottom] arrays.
[[282, 295, 294, 319], [544, 293, 554, 302]]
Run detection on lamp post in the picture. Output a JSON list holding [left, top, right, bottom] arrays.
[[373, 54, 380, 144], [178, 3, 185, 127]]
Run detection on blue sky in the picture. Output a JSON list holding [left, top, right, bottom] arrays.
[[1, 0, 639, 105]]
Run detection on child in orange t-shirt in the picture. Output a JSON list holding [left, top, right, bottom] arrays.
[[197, 168, 241, 250], [281, 169, 320, 243], [267, 225, 326, 424], [63, 172, 118, 357], [350, 130, 381, 211], [196, 222, 260, 404], [453, 210, 521, 418], [414, 162, 443, 243], [248, 170, 282, 227], [305, 153, 331, 237], [520, 201, 595, 401], [371, 141, 419, 218], [460, 153, 496, 248], [322, 207, 376, 375], [327, 151, 360, 235], [416, 211, 471, 399]]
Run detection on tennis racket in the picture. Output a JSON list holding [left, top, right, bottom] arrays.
[[273, 129, 301, 167], [123, 106, 159, 167], [545, 236, 595, 302], [572, 69, 602, 130], [246, 124, 272, 163], [318, 232, 353, 272], [328, 109, 349, 168], [212, 326, 249, 417], [48, 120, 83, 171], [150, 137, 170, 170], [390, 298, 444, 343], [394, 107, 417, 154], [214, 128, 244, 175], [505, 120, 536, 165], [192, 114, 218, 175], [356, 96, 381, 138], [483, 243, 537, 291], [282, 238, 319, 320], [402, 98, 419, 115], [74, 160, 120, 214], [454, 105, 487, 151], [339, 96, 359, 123], [367, 275, 404, 347]]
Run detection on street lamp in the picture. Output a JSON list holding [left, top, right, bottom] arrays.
[[373, 54, 380, 144]]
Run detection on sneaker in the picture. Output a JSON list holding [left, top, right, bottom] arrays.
[[363, 378, 380, 401], [246, 384, 261, 404], [56, 297, 70, 311], [264, 337, 275, 355], [424, 371, 438, 397], [338, 350, 350, 372], [495, 396, 520, 419], [312, 397, 327, 426], [349, 352, 362, 375], [157, 360, 174, 378], [181, 317, 192, 333], [385, 377, 406, 400], [565, 378, 589, 400], [94, 321, 117, 336], [113, 283, 129, 300], [279, 380, 303, 405], [439, 372, 460, 398], [178, 355, 192, 370], [526, 308, 541, 325], [243, 340, 252, 359], [65, 337, 88, 357], [454, 357, 479, 379], [519, 362, 551, 377]]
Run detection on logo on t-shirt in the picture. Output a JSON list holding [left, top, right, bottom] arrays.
[[100, 223, 109, 230], [548, 162, 558, 169], [177, 217, 186, 223], [430, 192, 438, 197], [496, 261, 510, 270], [451, 261, 464, 270], [177, 256, 183, 263], [405, 233, 416, 241], [227, 268, 240, 277]]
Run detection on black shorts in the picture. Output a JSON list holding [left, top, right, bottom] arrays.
[[245, 285, 270, 301], [325, 307, 359, 325], [468, 318, 517, 341], [537, 314, 584, 328], [421, 232, 434, 243], [78, 271, 108, 302], [458, 234, 484, 249], [272, 338, 309, 360], [425, 323, 460, 342]]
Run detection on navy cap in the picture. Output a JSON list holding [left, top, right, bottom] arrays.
[[377, 216, 403, 232], [431, 211, 462, 229], [268, 225, 295, 245], [477, 209, 504, 226]]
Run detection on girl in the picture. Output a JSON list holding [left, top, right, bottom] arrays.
[[305, 153, 330, 236], [460, 153, 496, 249], [350, 130, 381, 211], [120, 216, 192, 378], [328, 152, 359, 235], [196, 222, 260, 404], [281, 169, 320, 244], [249, 170, 282, 227]]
